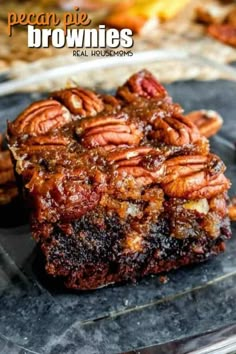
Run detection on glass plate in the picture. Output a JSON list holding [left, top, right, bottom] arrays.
[[0, 52, 236, 354]]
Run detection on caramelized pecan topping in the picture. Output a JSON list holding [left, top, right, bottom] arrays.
[[110, 147, 165, 187], [27, 169, 102, 222], [52, 88, 104, 117], [185, 110, 223, 138], [117, 70, 168, 102], [107, 147, 153, 163], [101, 94, 121, 111], [161, 154, 230, 199], [7, 70, 231, 225], [188, 174, 231, 199], [80, 116, 125, 131], [77, 115, 143, 148], [151, 115, 200, 146], [9, 100, 71, 137]]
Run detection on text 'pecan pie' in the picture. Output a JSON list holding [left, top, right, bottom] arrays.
[[7, 70, 232, 290]]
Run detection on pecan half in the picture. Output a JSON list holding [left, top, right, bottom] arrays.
[[186, 110, 223, 138], [77, 115, 143, 148], [111, 147, 165, 187], [77, 115, 127, 132], [117, 70, 168, 102], [52, 88, 104, 117], [27, 169, 102, 222], [83, 124, 142, 148], [208, 24, 236, 47], [151, 115, 200, 146], [162, 154, 230, 199], [9, 100, 71, 137]]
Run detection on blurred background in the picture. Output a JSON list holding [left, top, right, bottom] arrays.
[[0, 0, 236, 91]]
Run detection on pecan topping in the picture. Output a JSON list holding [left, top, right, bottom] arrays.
[[107, 147, 153, 163], [9, 100, 71, 137], [77, 115, 143, 148], [161, 154, 230, 199], [117, 70, 168, 102], [111, 147, 165, 187], [27, 170, 102, 222], [83, 125, 142, 148], [77, 115, 127, 132], [208, 24, 236, 47], [185, 110, 223, 138], [151, 115, 200, 146], [52, 88, 104, 117]]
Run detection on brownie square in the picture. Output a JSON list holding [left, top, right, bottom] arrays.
[[8, 70, 231, 289]]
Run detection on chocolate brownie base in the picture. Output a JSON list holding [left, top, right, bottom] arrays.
[[33, 204, 231, 290]]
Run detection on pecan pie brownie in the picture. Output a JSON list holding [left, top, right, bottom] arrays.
[[7, 70, 231, 290]]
